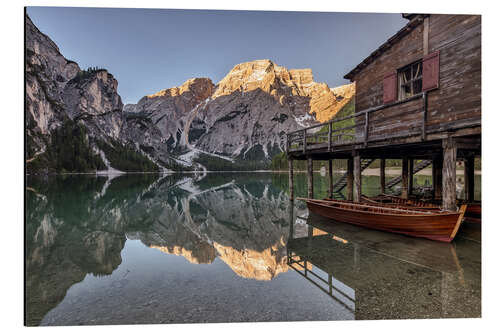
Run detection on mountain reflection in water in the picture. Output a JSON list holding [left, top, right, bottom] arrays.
[[25, 173, 480, 326]]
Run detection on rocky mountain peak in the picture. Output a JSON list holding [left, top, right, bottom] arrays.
[[212, 59, 321, 99], [65, 69, 122, 109], [146, 77, 214, 104], [211, 59, 345, 123], [26, 12, 356, 173]]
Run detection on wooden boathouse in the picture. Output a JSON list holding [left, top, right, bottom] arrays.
[[286, 14, 481, 211]]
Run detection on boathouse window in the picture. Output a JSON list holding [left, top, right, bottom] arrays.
[[397, 60, 422, 100]]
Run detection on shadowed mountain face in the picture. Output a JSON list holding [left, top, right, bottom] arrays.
[[26, 14, 354, 172], [25, 173, 301, 325]]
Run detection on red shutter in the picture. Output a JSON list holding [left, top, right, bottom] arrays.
[[383, 72, 397, 104], [422, 51, 440, 91]]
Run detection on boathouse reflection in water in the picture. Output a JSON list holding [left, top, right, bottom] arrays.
[[26, 173, 480, 325], [287, 209, 481, 319]]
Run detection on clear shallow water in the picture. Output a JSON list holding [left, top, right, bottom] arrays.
[[25, 172, 481, 326]]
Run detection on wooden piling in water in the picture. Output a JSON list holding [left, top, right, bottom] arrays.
[[328, 160, 333, 198], [401, 156, 409, 199], [409, 158, 414, 196], [288, 158, 294, 201], [354, 154, 361, 202], [347, 157, 354, 201], [443, 138, 457, 211], [380, 158, 386, 194], [307, 156, 314, 199], [433, 155, 443, 200], [464, 156, 475, 202]]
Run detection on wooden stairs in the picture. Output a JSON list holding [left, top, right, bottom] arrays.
[[385, 159, 432, 193], [331, 159, 375, 193]]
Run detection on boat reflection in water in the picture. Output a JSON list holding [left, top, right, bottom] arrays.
[[287, 210, 481, 319], [25, 173, 480, 326]]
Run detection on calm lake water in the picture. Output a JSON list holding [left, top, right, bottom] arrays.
[[25, 172, 481, 326]]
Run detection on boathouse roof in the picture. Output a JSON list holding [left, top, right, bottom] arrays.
[[343, 14, 427, 81]]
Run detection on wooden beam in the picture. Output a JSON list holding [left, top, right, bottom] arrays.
[[328, 122, 332, 152], [433, 155, 443, 200], [307, 156, 314, 199], [423, 16, 429, 55], [347, 157, 354, 201], [288, 203, 295, 241], [443, 138, 457, 211], [364, 112, 369, 147], [303, 129, 307, 154], [409, 158, 414, 196], [288, 158, 294, 201], [328, 159, 333, 199], [380, 158, 386, 194], [464, 156, 475, 202], [401, 157, 409, 199], [421, 92, 427, 141], [354, 154, 362, 202]]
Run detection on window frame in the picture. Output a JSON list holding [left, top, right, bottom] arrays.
[[397, 59, 423, 100]]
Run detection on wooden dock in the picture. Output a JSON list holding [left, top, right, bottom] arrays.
[[286, 14, 481, 212]]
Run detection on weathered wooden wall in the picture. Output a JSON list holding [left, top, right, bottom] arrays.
[[366, 98, 423, 141], [426, 15, 481, 132], [350, 14, 481, 139], [353, 24, 424, 111]]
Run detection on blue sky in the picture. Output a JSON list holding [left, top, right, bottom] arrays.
[[27, 7, 407, 104]]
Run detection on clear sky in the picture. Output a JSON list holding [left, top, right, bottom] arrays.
[[27, 7, 407, 104]]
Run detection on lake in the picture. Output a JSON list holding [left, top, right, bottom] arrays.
[[25, 172, 481, 326]]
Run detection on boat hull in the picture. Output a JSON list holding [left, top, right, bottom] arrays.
[[303, 199, 465, 242], [365, 194, 481, 223]]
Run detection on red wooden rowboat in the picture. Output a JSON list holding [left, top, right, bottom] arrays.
[[360, 194, 440, 210], [298, 197, 467, 242], [362, 194, 481, 223]]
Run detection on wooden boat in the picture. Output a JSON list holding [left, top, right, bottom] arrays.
[[362, 194, 481, 223], [298, 197, 467, 243], [360, 194, 440, 210]]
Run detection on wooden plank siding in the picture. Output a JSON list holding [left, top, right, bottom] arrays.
[[367, 98, 423, 141], [286, 14, 481, 162], [349, 15, 480, 138], [353, 24, 424, 111], [426, 15, 481, 129]]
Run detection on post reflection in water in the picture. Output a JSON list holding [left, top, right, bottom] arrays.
[[25, 173, 480, 326], [287, 209, 481, 320]]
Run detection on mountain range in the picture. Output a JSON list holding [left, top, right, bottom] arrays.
[[25, 15, 355, 173]]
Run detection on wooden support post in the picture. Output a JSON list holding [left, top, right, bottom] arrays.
[[464, 156, 475, 202], [422, 92, 428, 141], [328, 122, 332, 152], [409, 159, 414, 196], [303, 129, 307, 154], [401, 156, 409, 199], [354, 154, 362, 202], [364, 112, 369, 146], [423, 16, 429, 56], [328, 159, 333, 199], [433, 155, 443, 200], [307, 156, 314, 199], [347, 157, 354, 201], [380, 158, 386, 194], [288, 158, 294, 201], [442, 138, 457, 211]]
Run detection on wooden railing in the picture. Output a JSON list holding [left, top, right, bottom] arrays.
[[286, 92, 427, 154]]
